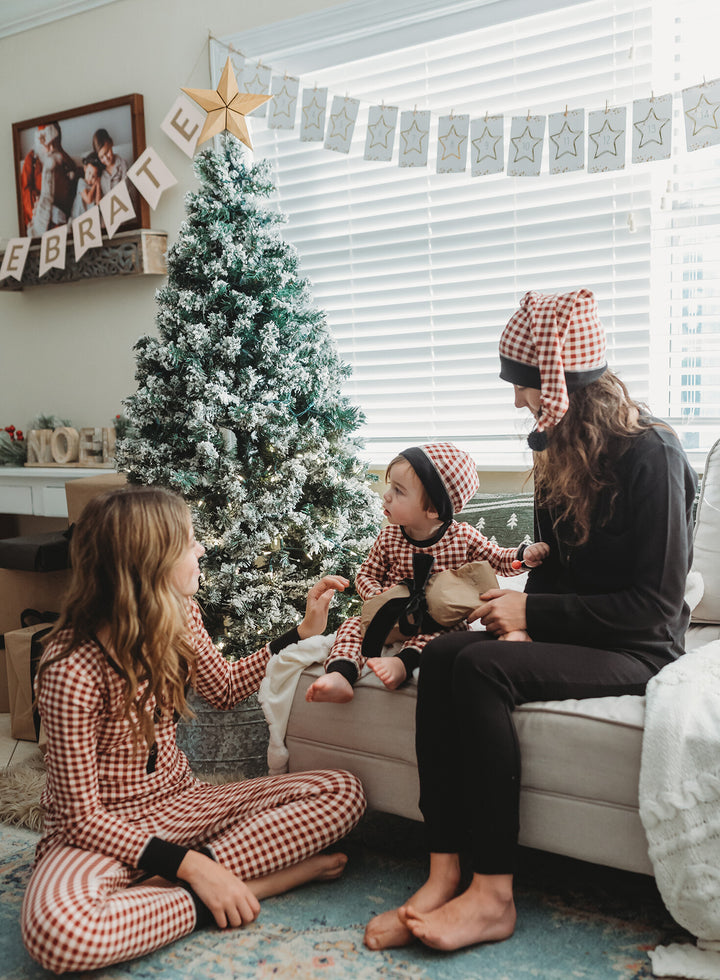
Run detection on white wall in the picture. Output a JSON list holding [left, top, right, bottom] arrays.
[[0, 0, 347, 432]]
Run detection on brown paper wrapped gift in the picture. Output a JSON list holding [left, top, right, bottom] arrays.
[[5, 622, 54, 741], [0, 648, 9, 713], [360, 560, 499, 644], [0, 568, 69, 640], [65, 472, 127, 525]]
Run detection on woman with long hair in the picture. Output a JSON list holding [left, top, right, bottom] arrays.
[[364, 288, 697, 953], [22, 485, 365, 974]]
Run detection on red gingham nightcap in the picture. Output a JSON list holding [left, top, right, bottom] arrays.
[[498, 289, 607, 431], [400, 442, 480, 520]]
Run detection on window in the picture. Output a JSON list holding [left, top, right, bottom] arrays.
[[218, 0, 718, 468]]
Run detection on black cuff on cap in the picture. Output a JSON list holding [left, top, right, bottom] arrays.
[[399, 447, 453, 521], [499, 355, 607, 393]]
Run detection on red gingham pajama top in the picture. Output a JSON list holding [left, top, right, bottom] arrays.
[[21, 600, 365, 974], [325, 520, 524, 673]]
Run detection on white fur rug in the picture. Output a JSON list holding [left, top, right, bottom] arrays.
[[0, 758, 46, 832]]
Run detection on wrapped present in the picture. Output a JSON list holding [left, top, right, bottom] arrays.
[[0, 531, 70, 572], [5, 621, 54, 741]]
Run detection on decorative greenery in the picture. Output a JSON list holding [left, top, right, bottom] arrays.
[[0, 426, 26, 465], [112, 413, 133, 439], [116, 134, 383, 657], [30, 414, 72, 430]]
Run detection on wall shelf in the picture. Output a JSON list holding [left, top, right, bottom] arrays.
[[0, 229, 167, 291]]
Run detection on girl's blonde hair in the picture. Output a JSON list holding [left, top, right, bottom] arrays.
[[532, 370, 654, 546], [36, 485, 197, 750]]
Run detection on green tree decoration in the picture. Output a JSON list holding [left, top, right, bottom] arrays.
[[116, 134, 383, 657]]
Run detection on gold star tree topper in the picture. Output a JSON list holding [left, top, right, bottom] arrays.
[[182, 57, 272, 148]]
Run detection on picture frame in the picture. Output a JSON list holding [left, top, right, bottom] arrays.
[[12, 93, 150, 239]]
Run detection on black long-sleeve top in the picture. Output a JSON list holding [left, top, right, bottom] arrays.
[[525, 420, 697, 668]]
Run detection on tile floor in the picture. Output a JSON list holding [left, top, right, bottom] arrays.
[[0, 713, 42, 768]]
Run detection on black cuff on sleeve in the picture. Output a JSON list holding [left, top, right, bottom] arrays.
[[138, 836, 189, 879], [326, 659, 359, 685], [269, 626, 302, 655], [516, 543, 527, 565], [395, 648, 420, 679]]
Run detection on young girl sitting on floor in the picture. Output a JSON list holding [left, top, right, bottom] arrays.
[[22, 485, 365, 974]]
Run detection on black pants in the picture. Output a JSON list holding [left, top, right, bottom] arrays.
[[415, 631, 661, 875]]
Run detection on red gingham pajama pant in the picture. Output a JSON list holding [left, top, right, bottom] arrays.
[[325, 612, 470, 674], [22, 768, 365, 974]]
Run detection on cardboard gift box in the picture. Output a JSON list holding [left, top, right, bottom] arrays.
[[65, 472, 127, 525], [0, 567, 69, 641], [5, 621, 54, 741], [0, 530, 70, 572], [0, 648, 8, 713]]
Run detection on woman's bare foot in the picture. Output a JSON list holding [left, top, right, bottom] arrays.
[[364, 853, 461, 950], [250, 853, 348, 900], [305, 673, 354, 703], [403, 873, 516, 951], [366, 657, 407, 690]]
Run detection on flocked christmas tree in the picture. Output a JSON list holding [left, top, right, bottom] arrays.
[[116, 134, 383, 657]]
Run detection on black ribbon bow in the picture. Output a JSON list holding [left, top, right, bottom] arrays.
[[361, 552, 440, 659]]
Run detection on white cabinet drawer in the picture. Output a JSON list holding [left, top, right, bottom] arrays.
[[0, 485, 34, 515]]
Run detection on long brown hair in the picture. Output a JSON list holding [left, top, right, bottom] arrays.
[[532, 370, 651, 546], [36, 485, 197, 750]]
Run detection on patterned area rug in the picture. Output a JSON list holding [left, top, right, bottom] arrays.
[[0, 811, 690, 979]]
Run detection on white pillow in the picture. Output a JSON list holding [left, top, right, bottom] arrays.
[[691, 437, 720, 624]]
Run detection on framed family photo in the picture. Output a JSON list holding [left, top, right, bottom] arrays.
[[12, 93, 150, 239]]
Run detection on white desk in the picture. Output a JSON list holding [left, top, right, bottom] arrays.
[[0, 466, 111, 518]]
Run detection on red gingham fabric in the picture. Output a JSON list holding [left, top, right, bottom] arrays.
[[499, 289, 607, 431], [23, 603, 366, 973], [415, 442, 480, 515], [22, 770, 364, 973], [325, 521, 523, 670]]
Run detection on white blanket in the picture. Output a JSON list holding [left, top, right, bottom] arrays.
[[257, 633, 335, 775], [257, 634, 404, 774], [640, 637, 720, 978]]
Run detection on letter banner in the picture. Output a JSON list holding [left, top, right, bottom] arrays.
[[72, 206, 103, 261], [127, 147, 178, 210], [161, 94, 205, 158], [0, 237, 31, 281], [39, 224, 68, 277], [99, 180, 136, 238]]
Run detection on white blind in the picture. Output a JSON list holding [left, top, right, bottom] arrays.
[[650, 0, 720, 461], [218, 0, 717, 467]]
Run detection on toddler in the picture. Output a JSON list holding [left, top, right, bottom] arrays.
[[306, 442, 548, 703]]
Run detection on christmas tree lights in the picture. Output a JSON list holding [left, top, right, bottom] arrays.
[[116, 134, 383, 657]]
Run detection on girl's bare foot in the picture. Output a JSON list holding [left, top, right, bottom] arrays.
[[366, 657, 407, 690], [403, 873, 516, 951], [364, 853, 461, 950], [305, 672, 354, 703], [250, 853, 348, 900]]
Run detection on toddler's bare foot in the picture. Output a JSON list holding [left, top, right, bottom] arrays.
[[364, 857, 461, 950], [305, 672, 354, 703], [403, 874, 516, 951], [366, 656, 407, 690]]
